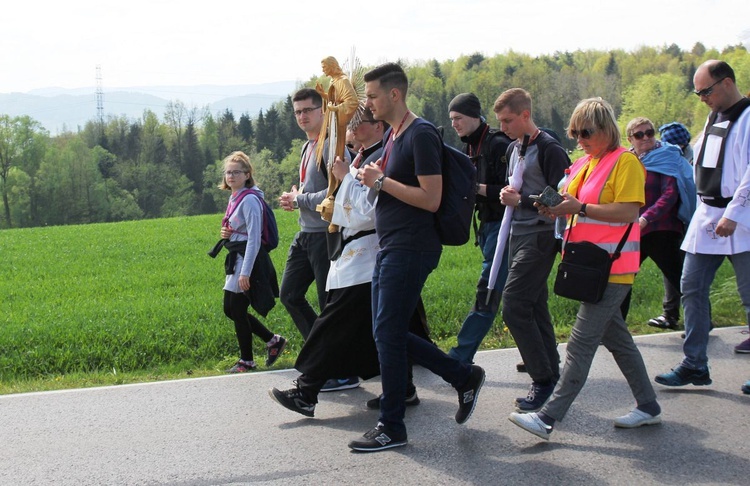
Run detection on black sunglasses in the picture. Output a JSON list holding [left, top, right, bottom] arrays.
[[571, 128, 596, 139], [631, 128, 655, 140], [694, 77, 726, 97]]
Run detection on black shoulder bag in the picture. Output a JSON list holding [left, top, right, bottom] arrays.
[[553, 218, 634, 304]]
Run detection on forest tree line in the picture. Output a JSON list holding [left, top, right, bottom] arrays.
[[1, 43, 748, 229]]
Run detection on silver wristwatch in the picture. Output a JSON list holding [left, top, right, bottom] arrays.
[[373, 175, 385, 192], [292, 197, 299, 209]]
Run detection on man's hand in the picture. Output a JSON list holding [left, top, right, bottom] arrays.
[[279, 185, 300, 211], [332, 156, 348, 180], [358, 160, 383, 188], [500, 186, 520, 207], [715, 217, 737, 237]]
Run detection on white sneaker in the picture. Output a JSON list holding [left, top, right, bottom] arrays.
[[614, 409, 662, 428], [508, 412, 553, 440]]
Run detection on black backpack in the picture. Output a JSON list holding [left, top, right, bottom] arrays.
[[434, 130, 478, 246]]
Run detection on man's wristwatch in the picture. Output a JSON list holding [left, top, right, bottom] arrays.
[[292, 197, 299, 209], [578, 203, 587, 217], [373, 175, 385, 192]]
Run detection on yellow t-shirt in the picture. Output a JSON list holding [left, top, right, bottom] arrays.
[[567, 151, 645, 284]]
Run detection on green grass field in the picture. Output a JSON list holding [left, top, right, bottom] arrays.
[[0, 210, 743, 394]]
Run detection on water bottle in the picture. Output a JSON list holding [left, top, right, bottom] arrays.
[[554, 169, 571, 239]]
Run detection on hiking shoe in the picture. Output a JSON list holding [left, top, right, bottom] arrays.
[[734, 338, 750, 354], [508, 412, 553, 440], [268, 386, 316, 417], [348, 422, 407, 452], [742, 380, 750, 394], [455, 365, 485, 424], [613, 409, 662, 428], [655, 364, 712, 387], [320, 377, 360, 392], [366, 388, 420, 409], [266, 335, 287, 366], [515, 381, 556, 413], [226, 359, 256, 373], [647, 315, 679, 330], [516, 361, 527, 373]]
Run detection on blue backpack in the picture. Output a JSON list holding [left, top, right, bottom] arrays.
[[246, 189, 279, 252]]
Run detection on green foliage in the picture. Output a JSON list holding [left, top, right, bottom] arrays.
[[0, 214, 744, 393]]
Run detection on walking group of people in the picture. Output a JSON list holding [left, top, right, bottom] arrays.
[[212, 58, 750, 451]]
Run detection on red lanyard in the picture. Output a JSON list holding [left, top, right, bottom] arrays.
[[380, 111, 411, 172], [299, 140, 318, 184], [352, 147, 365, 169]]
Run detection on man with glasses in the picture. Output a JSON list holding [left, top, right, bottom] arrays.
[[494, 88, 569, 414], [655, 60, 750, 393], [278, 89, 342, 350], [446, 93, 512, 365]]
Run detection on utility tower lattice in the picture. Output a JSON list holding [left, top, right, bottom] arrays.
[[95, 65, 104, 125]]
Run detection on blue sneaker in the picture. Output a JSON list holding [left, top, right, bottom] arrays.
[[655, 364, 712, 387], [320, 377, 360, 392]]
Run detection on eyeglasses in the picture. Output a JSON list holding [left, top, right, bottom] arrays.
[[571, 128, 596, 139], [293, 106, 321, 117], [631, 128, 655, 140], [694, 77, 727, 97], [223, 170, 247, 177]]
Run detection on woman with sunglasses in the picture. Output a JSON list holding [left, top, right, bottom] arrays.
[[509, 98, 662, 440], [619, 117, 696, 330]]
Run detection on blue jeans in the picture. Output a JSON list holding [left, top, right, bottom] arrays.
[[449, 220, 509, 364], [681, 251, 750, 370], [372, 249, 470, 435]]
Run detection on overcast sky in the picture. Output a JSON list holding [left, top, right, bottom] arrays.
[[2, 0, 748, 93]]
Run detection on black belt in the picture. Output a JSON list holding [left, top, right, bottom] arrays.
[[700, 195, 732, 208]]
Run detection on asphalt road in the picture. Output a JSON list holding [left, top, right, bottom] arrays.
[[1, 327, 748, 485]]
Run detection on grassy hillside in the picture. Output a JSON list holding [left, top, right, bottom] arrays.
[[0, 211, 743, 394]]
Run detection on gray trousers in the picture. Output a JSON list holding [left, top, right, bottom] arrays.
[[543, 283, 657, 421]]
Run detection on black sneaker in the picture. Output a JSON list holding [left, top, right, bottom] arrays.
[[516, 361, 527, 373], [268, 386, 316, 417], [516, 381, 555, 413], [654, 364, 712, 387], [365, 388, 421, 409], [455, 365, 485, 424], [348, 422, 407, 452], [265, 335, 287, 367]]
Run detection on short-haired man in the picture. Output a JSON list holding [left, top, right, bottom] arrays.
[[494, 88, 570, 412], [278, 88, 336, 341], [446, 93, 512, 364], [351, 63, 485, 452], [655, 60, 750, 392]]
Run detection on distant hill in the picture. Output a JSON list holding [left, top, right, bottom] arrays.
[[0, 81, 298, 134]]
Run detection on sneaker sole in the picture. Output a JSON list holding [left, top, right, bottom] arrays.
[[348, 439, 408, 452], [734, 349, 750, 354], [614, 416, 662, 428], [320, 382, 360, 392], [654, 377, 712, 387]]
